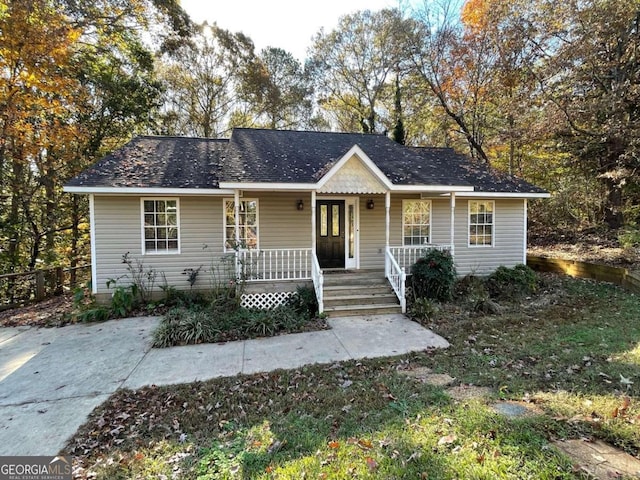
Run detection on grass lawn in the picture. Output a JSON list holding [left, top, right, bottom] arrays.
[[66, 275, 639, 479]]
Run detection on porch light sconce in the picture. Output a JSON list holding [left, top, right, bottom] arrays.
[[367, 199, 375, 210], [297, 199, 304, 211]]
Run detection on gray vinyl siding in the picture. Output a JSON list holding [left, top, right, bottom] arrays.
[[258, 192, 311, 249], [358, 195, 386, 269], [93, 195, 227, 294], [453, 199, 526, 276], [92, 194, 527, 294], [359, 195, 452, 269]]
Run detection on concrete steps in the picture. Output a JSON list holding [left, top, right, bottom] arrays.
[[322, 270, 402, 317]]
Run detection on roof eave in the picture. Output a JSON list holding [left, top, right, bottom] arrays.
[[391, 185, 474, 192], [453, 191, 551, 198], [63, 186, 234, 195]]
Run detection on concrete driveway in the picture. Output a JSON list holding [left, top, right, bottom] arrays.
[[0, 314, 448, 456]]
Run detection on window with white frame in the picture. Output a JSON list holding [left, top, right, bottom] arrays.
[[402, 200, 431, 245], [469, 200, 494, 246], [224, 199, 258, 250], [142, 198, 179, 253]]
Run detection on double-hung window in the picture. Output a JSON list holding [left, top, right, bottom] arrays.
[[224, 199, 258, 250], [469, 200, 494, 246], [402, 200, 431, 245], [142, 198, 179, 254]]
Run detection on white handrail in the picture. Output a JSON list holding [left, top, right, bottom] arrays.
[[237, 248, 312, 281], [385, 246, 406, 313], [311, 250, 324, 314], [389, 245, 451, 273]]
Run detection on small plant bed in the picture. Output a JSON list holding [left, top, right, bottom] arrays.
[[65, 274, 639, 479], [153, 287, 326, 347], [408, 263, 541, 325]]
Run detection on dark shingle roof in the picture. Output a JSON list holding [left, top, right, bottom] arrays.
[[65, 136, 227, 188], [223, 129, 471, 187], [410, 147, 548, 193], [66, 129, 547, 195]]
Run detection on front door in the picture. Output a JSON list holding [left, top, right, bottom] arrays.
[[316, 200, 345, 268]]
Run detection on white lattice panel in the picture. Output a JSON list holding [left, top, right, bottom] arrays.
[[241, 291, 295, 310]]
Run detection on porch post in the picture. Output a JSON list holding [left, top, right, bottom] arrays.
[[311, 190, 316, 252], [234, 189, 241, 278], [449, 192, 456, 257], [234, 190, 241, 246], [385, 191, 391, 278], [385, 191, 390, 248]]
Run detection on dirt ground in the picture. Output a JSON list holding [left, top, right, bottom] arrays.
[[0, 294, 74, 328], [528, 228, 640, 270]]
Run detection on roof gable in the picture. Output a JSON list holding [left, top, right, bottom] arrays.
[[317, 145, 391, 194]]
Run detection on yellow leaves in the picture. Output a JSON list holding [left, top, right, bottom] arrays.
[[461, 0, 494, 33]]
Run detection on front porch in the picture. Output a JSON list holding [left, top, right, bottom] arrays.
[[236, 245, 451, 315]]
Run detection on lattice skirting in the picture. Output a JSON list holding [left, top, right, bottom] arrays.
[[241, 291, 295, 310]]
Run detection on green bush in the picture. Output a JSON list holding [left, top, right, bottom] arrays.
[[76, 306, 111, 323], [409, 297, 436, 323], [153, 307, 221, 347], [618, 226, 640, 249], [486, 264, 537, 300], [287, 286, 318, 319], [153, 304, 311, 348], [454, 274, 488, 301], [411, 249, 456, 302]]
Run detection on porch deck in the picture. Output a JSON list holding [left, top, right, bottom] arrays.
[[237, 245, 451, 315]]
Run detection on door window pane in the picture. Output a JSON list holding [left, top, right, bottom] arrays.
[[332, 204, 340, 236], [348, 204, 355, 258], [320, 204, 328, 237]]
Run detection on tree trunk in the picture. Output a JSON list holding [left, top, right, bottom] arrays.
[[601, 176, 624, 229], [600, 139, 625, 229]]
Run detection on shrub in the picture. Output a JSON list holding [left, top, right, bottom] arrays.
[[411, 249, 456, 302], [153, 308, 220, 347], [409, 298, 436, 323], [618, 226, 640, 249], [287, 286, 318, 320], [486, 264, 537, 300], [454, 274, 487, 301], [76, 306, 111, 323], [153, 304, 311, 348]]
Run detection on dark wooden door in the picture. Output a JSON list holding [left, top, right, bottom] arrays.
[[316, 200, 345, 268]]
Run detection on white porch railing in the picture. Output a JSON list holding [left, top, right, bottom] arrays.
[[311, 250, 324, 314], [389, 245, 451, 273], [238, 248, 313, 281], [385, 246, 406, 313]]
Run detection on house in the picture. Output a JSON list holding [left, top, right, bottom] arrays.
[[64, 128, 549, 315]]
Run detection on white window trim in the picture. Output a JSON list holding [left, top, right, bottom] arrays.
[[402, 199, 432, 246], [140, 197, 181, 255], [223, 198, 259, 251], [468, 200, 495, 248]]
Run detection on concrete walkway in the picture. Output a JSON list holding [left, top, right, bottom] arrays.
[[0, 314, 448, 456]]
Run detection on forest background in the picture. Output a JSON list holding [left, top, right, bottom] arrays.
[[1, 0, 639, 276]]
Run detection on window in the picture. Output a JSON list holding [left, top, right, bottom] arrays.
[[224, 199, 258, 250], [403, 200, 431, 246], [469, 200, 494, 246], [142, 199, 179, 254]]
